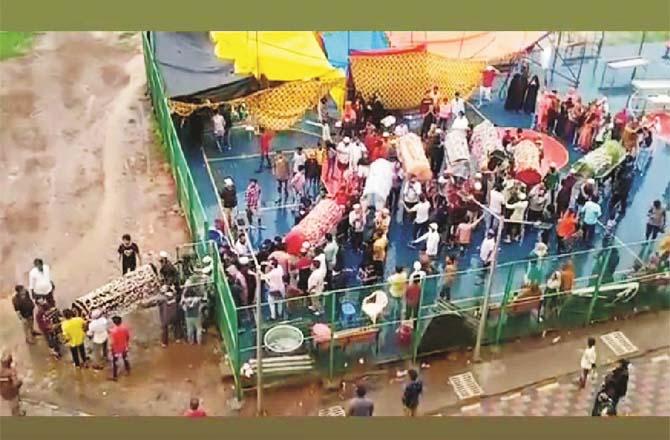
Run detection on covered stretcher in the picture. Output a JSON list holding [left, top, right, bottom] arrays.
[[396, 132, 432, 181], [285, 199, 344, 255]]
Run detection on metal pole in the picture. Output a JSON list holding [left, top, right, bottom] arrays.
[[473, 218, 504, 362], [252, 31, 264, 417], [551, 32, 562, 84], [631, 31, 647, 83], [255, 269, 263, 415], [575, 38, 586, 87]]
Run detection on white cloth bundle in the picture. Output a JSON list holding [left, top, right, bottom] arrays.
[[471, 121, 502, 166], [444, 130, 470, 164], [363, 159, 394, 199], [514, 140, 541, 171]]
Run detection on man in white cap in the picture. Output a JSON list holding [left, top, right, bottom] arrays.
[[505, 192, 529, 242], [87, 309, 109, 368], [412, 223, 440, 260], [349, 203, 366, 252], [479, 66, 501, 107], [409, 261, 427, 284]]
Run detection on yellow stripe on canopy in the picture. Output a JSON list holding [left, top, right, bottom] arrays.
[[210, 31, 344, 82]]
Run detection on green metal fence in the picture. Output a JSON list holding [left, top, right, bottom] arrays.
[[234, 238, 668, 387], [142, 32, 242, 399]]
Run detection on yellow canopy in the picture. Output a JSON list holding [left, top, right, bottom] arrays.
[[210, 31, 343, 82]]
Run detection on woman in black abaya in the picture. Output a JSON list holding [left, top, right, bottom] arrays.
[[523, 75, 540, 114], [504, 71, 529, 112]]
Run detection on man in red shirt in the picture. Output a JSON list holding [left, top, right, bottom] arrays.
[[479, 66, 500, 107], [405, 277, 422, 320], [184, 398, 207, 417], [257, 127, 273, 172], [108, 316, 130, 381]]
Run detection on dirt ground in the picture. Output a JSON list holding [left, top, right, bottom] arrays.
[[0, 32, 235, 416]]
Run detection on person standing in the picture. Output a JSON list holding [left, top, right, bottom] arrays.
[[323, 233, 339, 272], [527, 184, 549, 223], [273, 151, 291, 203], [371, 231, 389, 278], [646, 200, 666, 240], [307, 259, 327, 316], [87, 309, 109, 369], [479, 66, 500, 107], [212, 109, 226, 152], [245, 178, 262, 226], [580, 196, 602, 243], [450, 91, 465, 119], [257, 127, 273, 171], [406, 194, 431, 240], [543, 165, 560, 207], [602, 359, 630, 414], [290, 165, 307, 203], [556, 208, 578, 254], [455, 215, 483, 255], [35, 299, 62, 359], [141, 285, 179, 348], [118, 234, 141, 275], [349, 203, 366, 252], [61, 309, 88, 368], [28, 258, 55, 306], [182, 291, 205, 345], [12, 285, 35, 345], [579, 337, 597, 388], [109, 316, 131, 381], [401, 369, 423, 417], [477, 230, 497, 285], [0, 352, 24, 416], [441, 255, 458, 300], [387, 266, 408, 320], [401, 175, 422, 224], [264, 259, 286, 321], [405, 277, 421, 320], [504, 193, 528, 243], [347, 384, 374, 416], [184, 397, 207, 417], [412, 222, 440, 260]]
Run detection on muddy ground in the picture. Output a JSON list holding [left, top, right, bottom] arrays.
[[0, 32, 234, 416]]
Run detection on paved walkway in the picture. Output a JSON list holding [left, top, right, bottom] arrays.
[[314, 310, 670, 417], [441, 348, 670, 416]]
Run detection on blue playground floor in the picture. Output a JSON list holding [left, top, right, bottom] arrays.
[[181, 41, 670, 310]]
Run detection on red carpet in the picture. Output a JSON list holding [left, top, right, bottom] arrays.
[[643, 111, 670, 141], [498, 128, 570, 175]]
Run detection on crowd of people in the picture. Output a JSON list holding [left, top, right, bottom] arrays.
[[205, 72, 670, 337]]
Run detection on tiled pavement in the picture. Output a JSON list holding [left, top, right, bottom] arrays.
[[443, 350, 670, 416]]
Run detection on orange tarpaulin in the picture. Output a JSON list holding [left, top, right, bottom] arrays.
[[385, 32, 548, 61]]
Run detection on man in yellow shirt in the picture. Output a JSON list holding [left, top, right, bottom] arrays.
[[386, 266, 407, 321], [371, 232, 388, 277], [61, 309, 88, 368]]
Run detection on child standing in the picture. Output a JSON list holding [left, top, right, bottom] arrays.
[[579, 337, 597, 388]]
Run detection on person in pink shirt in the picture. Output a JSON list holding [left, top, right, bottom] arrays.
[[290, 165, 306, 203], [437, 98, 451, 130]]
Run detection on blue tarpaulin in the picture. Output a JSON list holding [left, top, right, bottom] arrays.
[[320, 31, 388, 69]]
